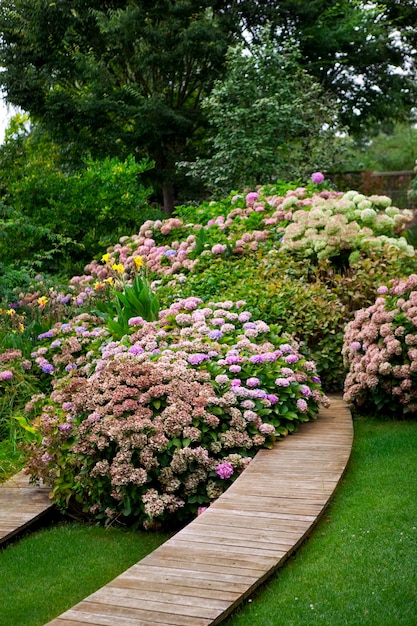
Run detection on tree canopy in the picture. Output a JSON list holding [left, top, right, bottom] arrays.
[[183, 38, 348, 194], [1, 0, 416, 208]]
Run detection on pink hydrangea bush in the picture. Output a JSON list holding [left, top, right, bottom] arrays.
[[343, 274, 417, 416], [23, 297, 327, 529]]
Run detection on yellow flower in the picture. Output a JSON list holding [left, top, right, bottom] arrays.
[[105, 277, 114, 285], [112, 263, 125, 274], [101, 253, 111, 264], [19, 324, 25, 333], [37, 296, 48, 308], [6, 308, 16, 316], [133, 256, 144, 270]]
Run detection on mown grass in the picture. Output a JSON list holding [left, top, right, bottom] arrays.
[[0, 416, 416, 626], [224, 416, 417, 626], [0, 521, 173, 626]]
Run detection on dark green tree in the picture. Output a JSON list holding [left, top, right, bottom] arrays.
[[0, 0, 236, 210], [183, 38, 348, 195], [1, 1, 416, 208], [245, 0, 417, 136]]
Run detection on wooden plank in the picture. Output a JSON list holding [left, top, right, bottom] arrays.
[[108, 577, 241, 602], [0, 470, 53, 545], [44, 396, 353, 626]]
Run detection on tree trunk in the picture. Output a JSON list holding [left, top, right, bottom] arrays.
[[162, 180, 175, 214]]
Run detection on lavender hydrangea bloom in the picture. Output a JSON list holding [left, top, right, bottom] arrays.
[[128, 345, 144, 356], [41, 364, 54, 374], [0, 370, 13, 380], [285, 354, 299, 364], [38, 331, 55, 340], [208, 330, 223, 340], [188, 353, 209, 365]]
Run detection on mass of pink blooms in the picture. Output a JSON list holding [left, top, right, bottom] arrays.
[[343, 274, 417, 414], [23, 297, 326, 528]]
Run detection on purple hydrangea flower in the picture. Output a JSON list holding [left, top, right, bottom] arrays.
[[128, 316, 144, 326], [266, 394, 279, 404], [311, 376, 321, 383], [38, 331, 55, 340], [215, 462, 234, 479], [208, 329, 223, 340], [215, 374, 229, 385], [59, 423, 73, 434], [188, 353, 209, 365], [246, 192, 259, 204], [164, 249, 177, 257], [41, 363, 54, 374], [296, 398, 308, 413], [0, 370, 13, 380], [128, 345, 144, 355], [311, 172, 325, 184], [299, 384, 312, 397], [285, 354, 299, 364], [225, 354, 241, 365], [247, 377, 260, 387]]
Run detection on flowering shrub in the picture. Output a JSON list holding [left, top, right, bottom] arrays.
[[281, 190, 414, 264], [23, 297, 327, 528], [343, 275, 417, 416]]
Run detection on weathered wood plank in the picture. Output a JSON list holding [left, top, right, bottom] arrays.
[[0, 471, 53, 545]]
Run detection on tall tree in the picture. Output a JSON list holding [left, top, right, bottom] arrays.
[[245, 0, 417, 136], [0, 1, 236, 210], [183, 38, 348, 195], [1, 1, 416, 209]]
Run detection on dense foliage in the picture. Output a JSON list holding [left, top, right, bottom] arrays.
[[1, 1, 417, 205], [1, 177, 417, 527], [182, 38, 347, 195], [0, 120, 159, 275]]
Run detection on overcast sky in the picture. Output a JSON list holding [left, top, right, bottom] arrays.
[[0, 93, 19, 143]]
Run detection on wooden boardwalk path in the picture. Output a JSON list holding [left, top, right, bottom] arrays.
[[0, 470, 53, 546], [44, 396, 353, 626]]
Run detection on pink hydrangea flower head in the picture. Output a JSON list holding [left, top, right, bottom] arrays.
[[311, 172, 325, 184], [0, 370, 13, 380], [246, 192, 259, 204]]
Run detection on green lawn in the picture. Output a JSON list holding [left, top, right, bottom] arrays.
[[224, 417, 417, 626], [0, 416, 416, 626]]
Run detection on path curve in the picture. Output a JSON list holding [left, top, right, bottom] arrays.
[[43, 395, 353, 626]]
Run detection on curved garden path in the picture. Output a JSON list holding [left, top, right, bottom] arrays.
[[38, 395, 353, 626]]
